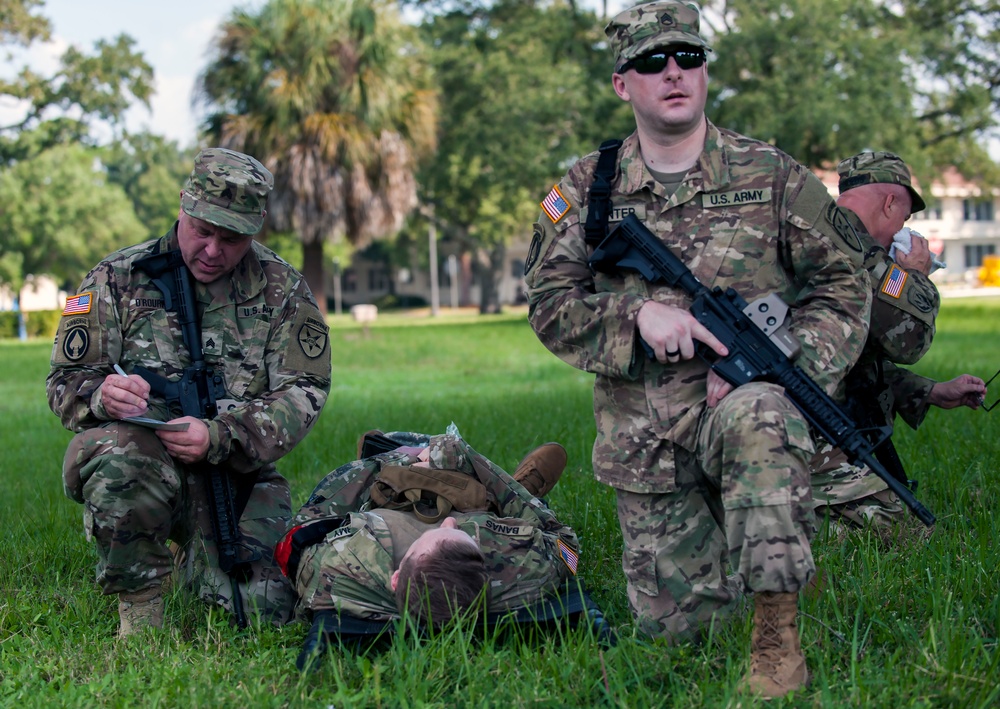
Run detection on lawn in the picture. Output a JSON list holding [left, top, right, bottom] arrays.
[[0, 300, 997, 707]]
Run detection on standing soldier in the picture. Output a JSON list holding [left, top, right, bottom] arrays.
[[524, 1, 871, 698], [47, 148, 331, 636]]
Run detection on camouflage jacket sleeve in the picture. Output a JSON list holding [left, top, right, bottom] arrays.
[[883, 361, 936, 430], [46, 243, 149, 431]]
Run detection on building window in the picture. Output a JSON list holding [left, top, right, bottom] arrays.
[[368, 268, 390, 291], [964, 244, 996, 268], [343, 269, 357, 293], [962, 199, 994, 221], [511, 259, 525, 277], [922, 199, 943, 220]]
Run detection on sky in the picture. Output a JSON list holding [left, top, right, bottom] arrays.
[[3, 0, 268, 148]]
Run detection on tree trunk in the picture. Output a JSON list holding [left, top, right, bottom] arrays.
[[302, 240, 327, 316], [477, 243, 506, 315]]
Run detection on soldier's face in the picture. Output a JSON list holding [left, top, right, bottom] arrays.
[[613, 46, 708, 139], [390, 517, 478, 591], [176, 210, 254, 283]]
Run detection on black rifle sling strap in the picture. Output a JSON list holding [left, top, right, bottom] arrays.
[[583, 139, 623, 247]]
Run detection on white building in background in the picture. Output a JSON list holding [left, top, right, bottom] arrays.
[[914, 167, 998, 286]]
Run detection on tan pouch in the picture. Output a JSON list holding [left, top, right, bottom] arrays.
[[370, 465, 489, 524]]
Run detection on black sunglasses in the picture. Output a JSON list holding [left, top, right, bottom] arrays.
[[619, 48, 707, 74]]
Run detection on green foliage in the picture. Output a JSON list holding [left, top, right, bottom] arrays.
[[0, 0, 49, 48], [0, 310, 17, 338], [417, 0, 631, 309], [22, 308, 60, 338], [0, 30, 153, 162], [102, 133, 194, 240], [0, 143, 146, 289], [2, 299, 998, 705], [704, 0, 1000, 182], [198, 0, 437, 309]]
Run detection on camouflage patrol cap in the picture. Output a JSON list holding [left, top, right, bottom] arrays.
[[606, 1, 712, 68], [837, 151, 926, 214], [181, 148, 274, 235]]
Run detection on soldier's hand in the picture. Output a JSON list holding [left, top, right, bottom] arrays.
[[102, 371, 150, 419], [636, 300, 728, 364], [705, 369, 734, 408], [928, 374, 987, 410], [896, 233, 933, 275], [157, 417, 210, 463]]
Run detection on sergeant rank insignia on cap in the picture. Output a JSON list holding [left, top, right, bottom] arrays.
[[541, 185, 571, 223], [62, 293, 92, 316]]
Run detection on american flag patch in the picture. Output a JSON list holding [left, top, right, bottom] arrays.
[[557, 539, 578, 575], [881, 265, 907, 298], [62, 293, 92, 316], [541, 185, 571, 223]]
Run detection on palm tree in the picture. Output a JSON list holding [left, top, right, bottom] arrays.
[[196, 0, 437, 312]]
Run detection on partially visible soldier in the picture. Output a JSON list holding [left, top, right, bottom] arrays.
[[277, 431, 578, 631], [47, 148, 332, 637], [811, 152, 987, 531]]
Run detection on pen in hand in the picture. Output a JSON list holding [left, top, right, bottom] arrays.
[[113, 363, 128, 377]]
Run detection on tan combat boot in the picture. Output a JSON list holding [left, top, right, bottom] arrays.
[[741, 591, 809, 699], [513, 443, 567, 498], [118, 586, 164, 638]]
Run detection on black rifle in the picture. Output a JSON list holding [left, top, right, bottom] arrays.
[[589, 214, 935, 527], [134, 249, 260, 627]]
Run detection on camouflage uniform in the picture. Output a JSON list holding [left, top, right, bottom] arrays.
[[282, 432, 580, 622], [525, 125, 871, 639], [47, 150, 331, 623], [811, 154, 939, 529]]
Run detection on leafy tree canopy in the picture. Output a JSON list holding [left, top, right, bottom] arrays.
[[704, 0, 1000, 184], [0, 143, 145, 290], [0, 0, 154, 163], [198, 0, 438, 311]]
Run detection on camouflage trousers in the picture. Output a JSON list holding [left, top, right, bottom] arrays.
[[62, 422, 296, 623], [614, 383, 816, 641], [810, 442, 903, 531]]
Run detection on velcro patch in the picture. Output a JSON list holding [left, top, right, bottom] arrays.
[[703, 187, 772, 208], [881, 265, 908, 298], [283, 303, 331, 377], [610, 203, 646, 222], [540, 185, 571, 223], [62, 293, 92, 316], [558, 539, 578, 575], [484, 519, 530, 536]]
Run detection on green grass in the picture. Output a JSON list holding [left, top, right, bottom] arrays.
[[1, 300, 998, 707]]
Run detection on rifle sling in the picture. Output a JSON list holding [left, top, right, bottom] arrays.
[[584, 139, 623, 247]]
